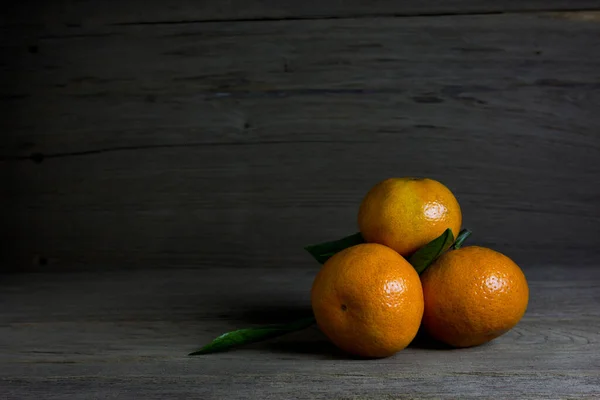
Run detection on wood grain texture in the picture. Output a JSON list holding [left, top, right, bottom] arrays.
[[1, 265, 599, 399], [2, 13, 600, 271], [2, 1, 600, 29]]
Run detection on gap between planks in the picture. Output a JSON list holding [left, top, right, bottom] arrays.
[[108, 9, 600, 26]]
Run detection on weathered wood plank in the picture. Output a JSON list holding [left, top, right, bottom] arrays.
[[2, 372, 599, 400], [1, 266, 599, 398], [2, 0, 600, 29], [2, 14, 600, 153], [2, 143, 600, 271], [1, 13, 599, 270]]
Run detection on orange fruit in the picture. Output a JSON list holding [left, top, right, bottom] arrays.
[[358, 177, 462, 256], [420, 246, 529, 347], [311, 243, 424, 358]]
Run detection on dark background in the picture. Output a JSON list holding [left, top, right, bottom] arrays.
[[2, 1, 599, 273], [1, 2, 600, 398]]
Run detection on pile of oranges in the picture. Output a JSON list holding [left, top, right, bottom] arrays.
[[310, 178, 529, 358]]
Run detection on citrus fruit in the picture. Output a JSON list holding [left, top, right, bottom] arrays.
[[420, 246, 529, 347], [358, 177, 462, 256], [311, 243, 424, 358]]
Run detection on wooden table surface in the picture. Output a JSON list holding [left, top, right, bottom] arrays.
[[1, 264, 599, 399]]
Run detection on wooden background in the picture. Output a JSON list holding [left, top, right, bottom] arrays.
[[1, 2, 600, 398], [2, 1, 600, 273]]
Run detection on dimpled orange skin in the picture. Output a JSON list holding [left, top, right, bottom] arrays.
[[358, 178, 462, 257], [421, 246, 529, 348], [311, 243, 424, 358]]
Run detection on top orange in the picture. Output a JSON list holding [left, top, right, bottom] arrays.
[[358, 177, 462, 256]]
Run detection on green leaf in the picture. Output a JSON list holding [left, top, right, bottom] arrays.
[[451, 229, 472, 250], [304, 232, 365, 264], [189, 317, 316, 356], [408, 228, 455, 275]]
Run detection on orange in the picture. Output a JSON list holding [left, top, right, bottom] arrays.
[[420, 246, 529, 347], [358, 177, 462, 256], [311, 243, 424, 358]]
